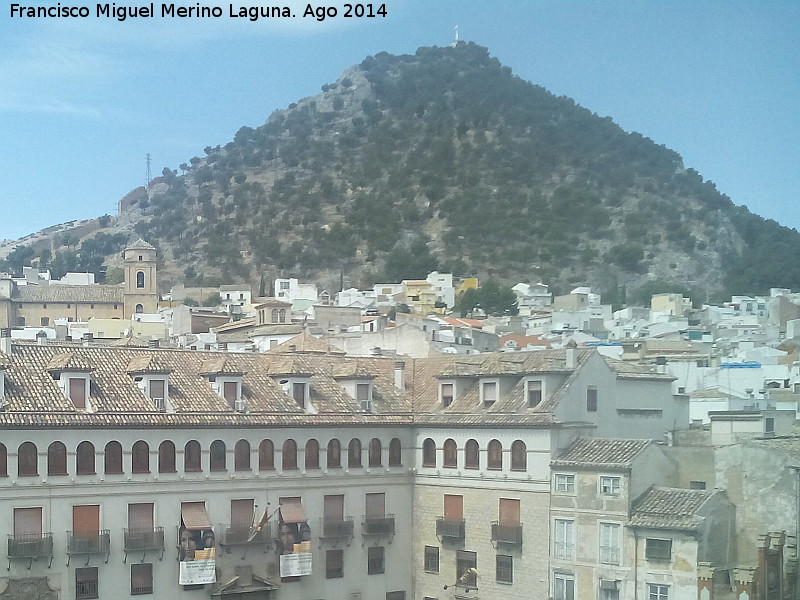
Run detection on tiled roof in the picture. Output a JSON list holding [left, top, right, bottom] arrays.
[[629, 487, 713, 531], [602, 357, 676, 381], [13, 284, 124, 303], [46, 352, 93, 373], [267, 332, 344, 355], [126, 238, 155, 250], [551, 438, 651, 469]]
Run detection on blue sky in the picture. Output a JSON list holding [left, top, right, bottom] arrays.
[[1, 0, 798, 241]]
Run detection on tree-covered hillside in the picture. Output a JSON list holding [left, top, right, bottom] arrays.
[[8, 43, 800, 298]]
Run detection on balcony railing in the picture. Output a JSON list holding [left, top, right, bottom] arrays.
[[219, 523, 271, 546], [362, 515, 395, 537], [8, 533, 54, 559], [67, 531, 110, 555], [123, 527, 164, 552], [436, 517, 465, 540], [491, 521, 523, 546], [321, 517, 354, 541]]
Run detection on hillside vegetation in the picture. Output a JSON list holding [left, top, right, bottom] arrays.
[[6, 43, 800, 299]]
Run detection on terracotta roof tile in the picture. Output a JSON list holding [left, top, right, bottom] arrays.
[[551, 438, 651, 469], [629, 487, 713, 531]]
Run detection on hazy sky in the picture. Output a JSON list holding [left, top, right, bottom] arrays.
[[1, 0, 798, 241]]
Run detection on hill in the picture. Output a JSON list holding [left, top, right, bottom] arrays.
[[6, 43, 800, 301]]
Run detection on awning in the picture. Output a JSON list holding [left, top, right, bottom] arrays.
[[279, 499, 306, 524], [182, 502, 211, 530]]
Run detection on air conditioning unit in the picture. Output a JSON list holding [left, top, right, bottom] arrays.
[[153, 397, 165, 411], [235, 399, 247, 413]]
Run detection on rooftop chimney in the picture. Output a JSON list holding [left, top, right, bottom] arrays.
[[565, 342, 577, 369], [0, 328, 11, 355], [394, 360, 406, 390], [36, 330, 47, 346], [82, 333, 93, 347]]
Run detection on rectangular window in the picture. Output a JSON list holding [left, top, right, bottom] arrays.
[[223, 381, 238, 408], [441, 382, 454, 407], [527, 380, 543, 407], [587, 386, 598, 412], [366, 493, 385, 519], [131, 563, 153, 595], [599, 523, 620, 564], [499, 498, 520, 526], [554, 519, 574, 559], [482, 381, 497, 407], [496, 554, 513, 584], [368, 545, 385, 574], [689, 480, 706, 490], [14, 507, 43, 538], [766, 417, 775, 433], [553, 572, 575, 600], [231, 499, 254, 531], [648, 583, 669, 600], [600, 476, 621, 495], [645, 538, 672, 562], [292, 383, 306, 408], [385, 593, 406, 600], [69, 377, 86, 408], [357, 383, 371, 411], [600, 580, 620, 600], [424, 546, 439, 573], [148, 379, 165, 400], [444, 494, 463, 521], [456, 550, 477, 587], [76, 567, 99, 599], [555, 473, 575, 494], [326, 549, 344, 579], [128, 503, 154, 533]]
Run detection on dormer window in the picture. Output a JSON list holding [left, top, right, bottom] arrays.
[[356, 383, 372, 412], [481, 380, 498, 407], [440, 381, 455, 408], [47, 353, 93, 411], [527, 380, 543, 408], [218, 378, 244, 412], [276, 376, 315, 413]]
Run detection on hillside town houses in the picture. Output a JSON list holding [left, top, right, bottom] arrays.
[[1, 241, 800, 599]]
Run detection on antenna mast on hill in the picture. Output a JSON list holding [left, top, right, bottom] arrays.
[[145, 153, 152, 190], [451, 25, 459, 47]]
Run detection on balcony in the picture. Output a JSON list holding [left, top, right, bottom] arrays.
[[436, 517, 465, 541], [320, 517, 354, 544], [491, 521, 523, 546], [219, 522, 272, 546], [8, 533, 54, 568], [362, 515, 395, 538], [67, 530, 110, 564], [123, 527, 164, 561]]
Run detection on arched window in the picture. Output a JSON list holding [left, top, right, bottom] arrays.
[[234, 440, 251, 471], [279, 309, 286, 322], [305, 439, 320, 469], [464, 439, 480, 470], [511, 440, 527, 471], [210, 440, 227, 471], [271, 309, 279, 322], [76, 441, 95, 475], [136, 271, 145, 288], [443, 439, 457, 468], [135, 304, 144, 314], [158, 441, 176, 473], [132, 441, 150, 473], [348, 438, 362, 468], [0, 443, 6, 477], [184, 440, 201, 472], [258, 439, 274, 471], [18, 442, 38, 476], [487, 439, 503, 470], [422, 438, 436, 468], [368, 438, 382, 467], [104, 441, 122, 474], [48, 441, 68, 476], [388, 438, 402, 467], [282, 439, 298, 470], [327, 439, 341, 468]]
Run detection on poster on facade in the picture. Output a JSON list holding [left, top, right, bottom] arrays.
[[279, 547, 313, 577], [179, 548, 217, 585]]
